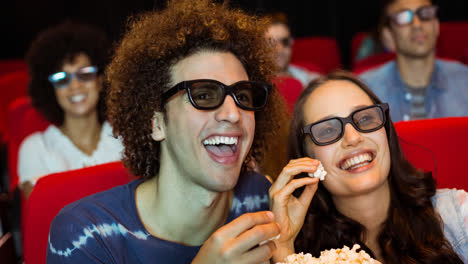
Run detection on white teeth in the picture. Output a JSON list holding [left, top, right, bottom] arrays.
[[203, 136, 238, 146], [340, 153, 373, 170], [308, 162, 327, 181], [71, 94, 86, 103]]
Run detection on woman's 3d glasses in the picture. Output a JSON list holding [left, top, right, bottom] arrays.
[[389, 5, 438, 26], [48, 66, 98, 89], [161, 79, 272, 111], [302, 103, 389, 146]]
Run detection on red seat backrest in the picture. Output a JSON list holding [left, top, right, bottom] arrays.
[[394, 117, 468, 190], [291, 36, 341, 74], [0, 59, 27, 77], [352, 52, 396, 75], [273, 76, 303, 113], [436, 21, 468, 64], [23, 162, 137, 264], [6, 97, 49, 193], [0, 71, 29, 142]]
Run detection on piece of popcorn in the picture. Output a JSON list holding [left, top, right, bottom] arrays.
[[308, 162, 327, 181]]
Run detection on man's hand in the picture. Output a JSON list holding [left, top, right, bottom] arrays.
[[192, 211, 280, 264]]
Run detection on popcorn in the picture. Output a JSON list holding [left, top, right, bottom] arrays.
[[308, 162, 327, 181], [276, 244, 380, 264]]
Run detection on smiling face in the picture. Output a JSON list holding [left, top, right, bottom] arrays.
[[266, 23, 292, 73], [155, 50, 255, 192], [386, 0, 439, 59], [302, 80, 391, 198], [54, 53, 102, 121]]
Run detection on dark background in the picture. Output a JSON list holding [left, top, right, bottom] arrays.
[[2, 0, 467, 69]]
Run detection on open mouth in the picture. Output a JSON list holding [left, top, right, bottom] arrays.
[[70, 93, 87, 103], [203, 136, 239, 158], [339, 152, 374, 171]]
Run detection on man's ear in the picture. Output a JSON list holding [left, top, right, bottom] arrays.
[[151, 112, 166, 141]]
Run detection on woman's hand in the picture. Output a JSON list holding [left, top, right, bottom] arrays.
[[269, 158, 321, 262]]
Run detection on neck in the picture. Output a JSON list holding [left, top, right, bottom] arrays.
[[135, 166, 233, 246], [60, 111, 102, 155], [333, 180, 391, 259], [396, 52, 436, 88]]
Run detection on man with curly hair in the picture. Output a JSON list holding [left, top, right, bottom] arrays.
[[47, 0, 288, 263]]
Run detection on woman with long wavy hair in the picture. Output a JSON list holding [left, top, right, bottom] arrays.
[[270, 71, 467, 263]]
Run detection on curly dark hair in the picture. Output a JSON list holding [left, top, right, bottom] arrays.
[[25, 21, 111, 125], [106, 0, 288, 179], [288, 71, 463, 263]]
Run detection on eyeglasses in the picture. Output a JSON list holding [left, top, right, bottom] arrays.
[[276, 37, 293, 47], [48, 66, 98, 89], [302, 103, 389, 146], [389, 5, 438, 26], [161, 79, 272, 111]]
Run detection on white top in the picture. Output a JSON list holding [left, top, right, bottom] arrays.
[[288, 65, 321, 88], [18, 121, 124, 185]]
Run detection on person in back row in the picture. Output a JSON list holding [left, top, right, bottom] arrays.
[[19, 21, 123, 199], [360, 0, 468, 122], [266, 12, 321, 88], [47, 0, 288, 263]]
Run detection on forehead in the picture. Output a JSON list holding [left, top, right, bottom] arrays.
[[387, 0, 432, 13], [170, 51, 248, 86], [303, 80, 374, 124], [266, 23, 290, 38], [62, 53, 91, 72]]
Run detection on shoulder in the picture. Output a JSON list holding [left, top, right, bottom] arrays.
[[359, 60, 395, 82], [48, 180, 144, 261], [436, 59, 468, 75], [19, 125, 57, 154], [235, 170, 271, 193]]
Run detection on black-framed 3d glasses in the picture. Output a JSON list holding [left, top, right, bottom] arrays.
[[302, 103, 389, 146], [161, 79, 272, 111], [48, 66, 98, 89], [389, 5, 438, 26]]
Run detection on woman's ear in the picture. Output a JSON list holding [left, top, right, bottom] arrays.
[[151, 112, 166, 141]]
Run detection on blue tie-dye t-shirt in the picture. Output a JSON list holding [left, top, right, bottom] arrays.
[[46, 170, 271, 263]]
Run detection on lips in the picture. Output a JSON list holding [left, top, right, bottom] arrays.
[[203, 135, 240, 164], [339, 151, 375, 171], [69, 93, 87, 103]]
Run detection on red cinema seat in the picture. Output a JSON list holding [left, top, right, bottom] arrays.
[[0, 71, 29, 142], [291, 36, 341, 74], [23, 162, 137, 264], [6, 97, 49, 193], [395, 117, 468, 191], [436, 21, 468, 64], [0, 59, 27, 77], [273, 76, 303, 113], [352, 52, 396, 75]]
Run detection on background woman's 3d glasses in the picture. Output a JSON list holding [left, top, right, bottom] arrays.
[[48, 66, 98, 89]]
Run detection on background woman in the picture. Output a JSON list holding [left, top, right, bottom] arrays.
[[18, 21, 123, 198]]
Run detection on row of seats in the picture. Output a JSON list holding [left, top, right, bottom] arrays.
[[293, 21, 468, 75], [16, 116, 468, 264]]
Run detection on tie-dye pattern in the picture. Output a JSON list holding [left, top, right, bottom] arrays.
[[47, 170, 271, 263]]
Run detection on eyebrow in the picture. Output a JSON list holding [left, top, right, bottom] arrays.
[[316, 104, 371, 122]]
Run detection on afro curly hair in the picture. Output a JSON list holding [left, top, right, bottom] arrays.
[[25, 21, 111, 125], [106, 0, 288, 179]]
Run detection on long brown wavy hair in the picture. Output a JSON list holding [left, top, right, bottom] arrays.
[[106, 0, 287, 179], [288, 71, 463, 263]]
